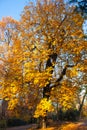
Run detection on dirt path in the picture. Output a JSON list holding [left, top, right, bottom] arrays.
[[58, 119, 87, 130], [39, 119, 87, 130]]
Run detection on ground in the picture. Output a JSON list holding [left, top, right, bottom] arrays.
[[6, 119, 87, 130], [6, 124, 37, 130]]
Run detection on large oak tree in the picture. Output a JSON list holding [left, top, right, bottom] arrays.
[[0, 0, 86, 128]]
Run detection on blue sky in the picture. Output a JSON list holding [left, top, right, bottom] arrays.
[[0, 0, 29, 20], [0, 0, 68, 21]]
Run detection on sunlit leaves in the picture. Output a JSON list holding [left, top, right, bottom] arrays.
[[51, 81, 78, 110], [34, 98, 54, 118], [8, 98, 19, 110], [0, 0, 86, 119]]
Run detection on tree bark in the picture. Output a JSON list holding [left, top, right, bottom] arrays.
[[42, 117, 47, 129], [78, 92, 86, 118]]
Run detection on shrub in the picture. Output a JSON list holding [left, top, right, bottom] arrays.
[[7, 118, 27, 127], [64, 109, 79, 121], [0, 119, 7, 129], [58, 109, 79, 121]]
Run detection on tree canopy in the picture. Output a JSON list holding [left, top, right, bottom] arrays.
[[0, 0, 87, 127], [68, 0, 87, 18]]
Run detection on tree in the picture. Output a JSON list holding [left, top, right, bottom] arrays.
[[68, 0, 87, 18], [0, 0, 86, 128], [0, 17, 23, 118], [20, 0, 86, 127], [0, 16, 41, 121]]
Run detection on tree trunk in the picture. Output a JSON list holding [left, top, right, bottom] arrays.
[[78, 92, 86, 119], [42, 117, 47, 129], [56, 102, 59, 121]]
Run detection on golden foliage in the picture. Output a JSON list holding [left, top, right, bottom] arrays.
[[0, 0, 86, 119], [34, 98, 54, 118]]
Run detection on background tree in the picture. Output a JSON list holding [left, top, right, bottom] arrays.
[[0, 16, 41, 121], [0, 17, 22, 118], [68, 0, 87, 36], [68, 0, 87, 18]]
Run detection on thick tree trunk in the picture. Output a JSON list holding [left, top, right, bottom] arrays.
[[42, 117, 47, 129]]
